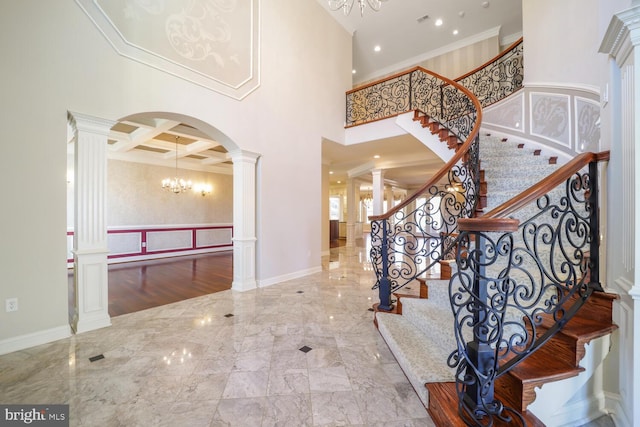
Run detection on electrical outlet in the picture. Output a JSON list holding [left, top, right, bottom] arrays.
[[5, 298, 18, 312]]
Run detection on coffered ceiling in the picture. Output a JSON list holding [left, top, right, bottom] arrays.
[[68, 118, 232, 175]]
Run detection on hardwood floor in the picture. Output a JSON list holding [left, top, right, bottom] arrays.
[[68, 252, 233, 317]]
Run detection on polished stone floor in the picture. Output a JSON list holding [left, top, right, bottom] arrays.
[[0, 246, 435, 426], [0, 245, 616, 426]]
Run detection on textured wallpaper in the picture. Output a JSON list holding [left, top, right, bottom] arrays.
[[107, 159, 233, 226]]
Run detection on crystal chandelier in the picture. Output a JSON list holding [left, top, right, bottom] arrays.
[[328, 0, 386, 16], [162, 136, 192, 194]]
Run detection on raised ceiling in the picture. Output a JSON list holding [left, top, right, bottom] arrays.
[[74, 1, 523, 190], [316, 0, 523, 84], [320, 0, 523, 190]]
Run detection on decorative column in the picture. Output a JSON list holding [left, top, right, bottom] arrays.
[[230, 150, 260, 291], [600, 8, 640, 427], [346, 178, 357, 247], [372, 169, 385, 216], [69, 112, 114, 334]]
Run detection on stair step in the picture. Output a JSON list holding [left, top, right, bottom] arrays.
[[568, 290, 618, 324], [400, 298, 456, 352], [482, 163, 558, 178], [427, 382, 545, 426], [376, 312, 455, 407], [495, 344, 584, 412], [537, 306, 619, 365]]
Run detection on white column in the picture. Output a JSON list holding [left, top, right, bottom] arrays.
[[386, 186, 395, 210], [372, 169, 385, 216], [230, 150, 260, 291], [69, 112, 114, 334], [601, 9, 640, 427], [346, 179, 356, 247]]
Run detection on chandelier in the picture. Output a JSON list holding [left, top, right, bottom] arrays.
[[162, 136, 192, 194], [328, 0, 386, 16]]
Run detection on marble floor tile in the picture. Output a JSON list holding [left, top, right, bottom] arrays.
[[308, 366, 352, 392], [0, 245, 440, 427], [310, 391, 365, 426]]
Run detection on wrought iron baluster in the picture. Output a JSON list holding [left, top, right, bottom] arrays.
[[378, 219, 392, 310]]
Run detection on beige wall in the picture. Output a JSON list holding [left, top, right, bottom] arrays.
[[107, 160, 233, 226], [355, 35, 501, 86], [0, 0, 351, 346], [416, 36, 500, 79]]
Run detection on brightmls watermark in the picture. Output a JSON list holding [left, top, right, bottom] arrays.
[[0, 405, 68, 426]]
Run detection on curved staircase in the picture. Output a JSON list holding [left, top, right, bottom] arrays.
[[374, 134, 618, 426]]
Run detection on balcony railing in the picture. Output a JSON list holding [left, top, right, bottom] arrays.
[[345, 38, 523, 128]]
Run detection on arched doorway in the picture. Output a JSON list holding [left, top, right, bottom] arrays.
[[67, 111, 259, 333]]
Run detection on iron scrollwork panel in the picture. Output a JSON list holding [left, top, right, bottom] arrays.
[[447, 167, 600, 426]]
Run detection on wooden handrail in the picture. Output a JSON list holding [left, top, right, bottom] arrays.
[[453, 37, 524, 83], [369, 69, 483, 222], [458, 151, 610, 232]]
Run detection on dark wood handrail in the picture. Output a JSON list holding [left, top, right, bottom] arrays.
[[453, 37, 524, 83], [459, 151, 610, 232], [369, 69, 483, 222]]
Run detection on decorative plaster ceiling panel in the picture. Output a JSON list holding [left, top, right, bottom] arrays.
[[75, 0, 260, 99]]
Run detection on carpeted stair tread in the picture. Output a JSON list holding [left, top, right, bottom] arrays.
[[400, 298, 457, 352], [376, 312, 456, 407]]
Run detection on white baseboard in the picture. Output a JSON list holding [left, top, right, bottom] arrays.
[[0, 325, 72, 356], [546, 391, 606, 427], [605, 391, 632, 427], [258, 266, 323, 288]]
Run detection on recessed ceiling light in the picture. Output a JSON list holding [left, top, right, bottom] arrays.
[[329, 171, 334, 174], [374, 45, 381, 52], [352, 69, 356, 74], [373, 154, 380, 159], [337, 180, 341, 184], [453, 29, 459, 35], [435, 18, 443, 27]]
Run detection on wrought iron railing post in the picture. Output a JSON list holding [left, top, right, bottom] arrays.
[[588, 160, 603, 292], [462, 230, 495, 416], [451, 218, 518, 425], [377, 219, 393, 311]]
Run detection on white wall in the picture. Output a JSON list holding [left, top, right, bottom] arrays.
[[523, 0, 602, 90], [0, 0, 351, 345]]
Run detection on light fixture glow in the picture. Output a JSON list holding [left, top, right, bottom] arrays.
[[374, 45, 381, 52], [435, 18, 443, 26], [194, 183, 212, 197], [162, 136, 192, 194], [373, 154, 381, 159], [453, 29, 459, 35]]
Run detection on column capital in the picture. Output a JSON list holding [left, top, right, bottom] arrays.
[[229, 149, 261, 164], [68, 111, 116, 138]]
